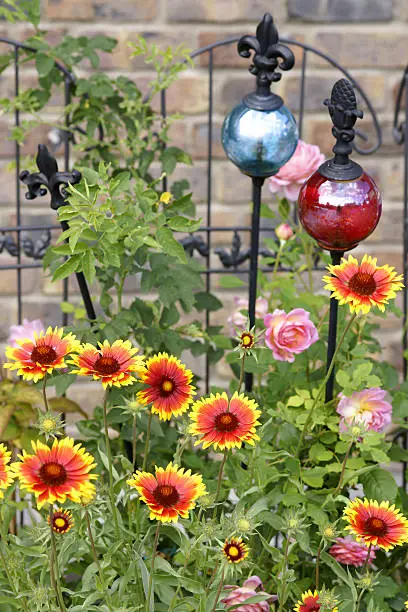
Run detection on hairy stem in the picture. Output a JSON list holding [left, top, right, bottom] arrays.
[[42, 374, 49, 413], [142, 410, 153, 472], [103, 390, 119, 536], [278, 536, 291, 612], [49, 509, 67, 612], [145, 523, 161, 612], [212, 451, 228, 518], [85, 509, 113, 611], [210, 566, 225, 612], [132, 414, 137, 468], [238, 353, 246, 394]]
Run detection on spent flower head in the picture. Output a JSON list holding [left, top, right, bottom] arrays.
[[322, 523, 338, 541], [317, 587, 339, 611], [357, 573, 377, 591], [283, 509, 309, 534], [37, 411, 64, 440]]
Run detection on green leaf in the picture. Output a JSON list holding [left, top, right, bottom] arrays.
[[278, 197, 290, 220], [35, 52, 54, 77], [219, 275, 246, 288], [194, 291, 223, 312], [360, 468, 398, 502], [309, 443, 333, 462], [156, 227, 187, 263], [53, 254, 81, 281], [167, 216, 202, 233]]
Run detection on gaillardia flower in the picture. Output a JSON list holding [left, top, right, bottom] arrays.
[[127, 462, 206, 522], [337, 388, 392, 433], [189, 392, 261, 451], [48, 508, 74, 534], [344, 498, 408, 551], [12, 438, 97, 509], [137, 353, 195, 420], [294, 590, 338, 612], [323, 254, 403, 314], [223, 537, 249, 564], [4, 326, 78, 382], [70, 339, 145, 388], [329, 536, 376, 567], [0, 443, 14, 498]]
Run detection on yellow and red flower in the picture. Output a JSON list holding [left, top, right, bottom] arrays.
[[323, 254, 403, 314], [294, 590, 338, 612], [137, 353, 195, 421], [127, 462, 206, 522], [222, 537, 248, 564], [69, 339, 145, 388], [4, 326, 78, 382], [48, 508, 74, 534], [344, 498, 408, 551], [12, 438, 97, 509], [189, 392, 261, 451], [0, 443, 14, 498]]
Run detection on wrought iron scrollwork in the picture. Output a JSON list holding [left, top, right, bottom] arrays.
[[179, 235, 209, 258], [19, 144, 81, 210], [0, 230, 50, 260], [214, 232, 251, 268]]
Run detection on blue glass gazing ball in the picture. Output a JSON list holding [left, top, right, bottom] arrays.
[[221, 102, 299, 178]]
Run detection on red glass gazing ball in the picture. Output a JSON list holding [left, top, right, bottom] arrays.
[[297, 170, 382, 251]]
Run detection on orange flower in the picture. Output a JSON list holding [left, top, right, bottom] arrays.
[[69, 339, 145, 388], [137, 353, 195, 420], [4, 326, 78, 382], [0, 443, 14, 498], [127, 462, 206, 522], [323, 254, 403, 314], [12, 438, 97, 509], [189, 392, 261, 451], [294, 590, 338, 612], [222, 537, 248, 564], [48, 508, 74, 534], [344, 498, 408, 551]]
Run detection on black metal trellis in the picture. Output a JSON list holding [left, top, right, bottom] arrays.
[[5, 19, 407, 489]]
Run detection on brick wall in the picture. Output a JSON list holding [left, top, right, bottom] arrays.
[[1, 0, 408, 392]]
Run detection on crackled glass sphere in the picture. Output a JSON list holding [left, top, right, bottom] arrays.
[[221, 102, 298, 178], [298, 170, 382, 251]]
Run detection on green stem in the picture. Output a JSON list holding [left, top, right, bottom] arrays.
[[277, 536, 291, 612], [238, 353, 246, 394], [103, 390, 120, 536], [117, 275, 125, 313], [271, 242, 284, 288], [354, 543, 373, 611], [315, 539, 324, 589], [85, 510, 113, 612], [167, 536, 204, 612], [212, 451, 228, 519], [295, 313, 357, 458], [132, 414, 137, 468], [145, 523, 161, 612], [142, 410, 153, 472], [304, 238, 314, 293], [0, 539, 29, 612], [332, 440, 354, 498], [49, 509, 67, 612], [362, 542, 372, 574], [210, 566, 225, 612], [42, 374, 49, 413]]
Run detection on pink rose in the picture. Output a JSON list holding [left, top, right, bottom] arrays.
[[275, 223, 293, 242], [337, 388, 392, 433], [228, 296, 269, 337], [264, 308, 318, 362], [329, 536, 376, 567], [222, 576, 277, 611], [268, 140, 325, 201], [7, 318, 44, 348]]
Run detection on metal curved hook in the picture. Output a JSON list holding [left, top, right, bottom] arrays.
[[393, 65, 408, 145]]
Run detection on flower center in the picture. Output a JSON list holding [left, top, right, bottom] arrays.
[[39, 462, 67, 486], [228, 545, 239, 557], [301, 599, 320, 612], [94, 356, 120, 375], [240, 332, 254, 348], [214, 412, 239, 432], [364, 516, 387, 536], [348, 272, 377, 296], [31, 345, 57, 365], [42, 419, 56, 431], [54, 517, 66, 528], [153, 484, 180, 507], [160, 379, 174, 395]]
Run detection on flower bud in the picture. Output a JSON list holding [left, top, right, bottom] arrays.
[[275, 223, 293, 242]]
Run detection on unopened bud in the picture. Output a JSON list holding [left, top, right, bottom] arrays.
[[276, 223, 293, 242]]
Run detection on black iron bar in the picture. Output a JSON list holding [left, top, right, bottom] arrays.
[[205, 49, 214, 394], [245, 177, 264, 392], [403, 71, 408, 491], [14, 47, 22, 324], [325, 250, 344, 403]]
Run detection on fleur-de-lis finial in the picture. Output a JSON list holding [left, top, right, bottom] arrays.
[[318, 78, 364, 180], [237, 13, 295, 111]]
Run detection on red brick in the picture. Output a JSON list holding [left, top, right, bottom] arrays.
[[168, 0, 286, 23], [44, 0, 157, 21], [44, 0, 95, 21], [191, 120, 224, 160]]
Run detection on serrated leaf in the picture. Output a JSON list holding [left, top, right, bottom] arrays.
[[156, 226, 187, 263], [53, 254, 81, 281], [219, 275, 246, 288], [167, 216, 202, 233]]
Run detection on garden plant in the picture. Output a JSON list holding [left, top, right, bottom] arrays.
[[1, 3, 408, 611]]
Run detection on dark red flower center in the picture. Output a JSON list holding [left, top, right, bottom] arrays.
[[39, 462, 67, 486], [240, 332, 254, 348], [364, 516, 387, 536], [160, 379, 174, 396], [52, 514, 71, 533], [94, 355, 120, 375], [348, 272, 377, 296], [224, 542, 243, 561], [215, 412, 239, 432], [31, 345, 57, 365], [153, 484, 180, 507]]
